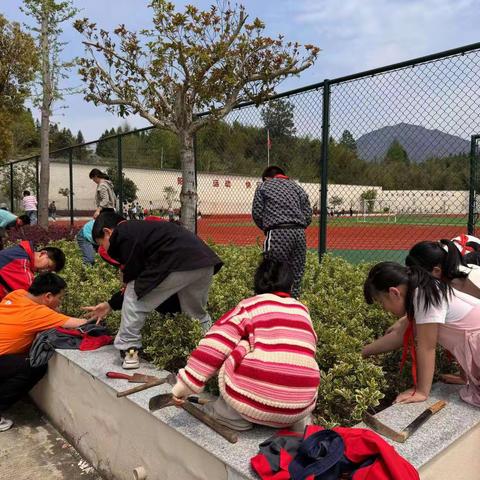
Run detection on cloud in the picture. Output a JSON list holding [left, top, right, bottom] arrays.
[[292, 0, 479, 75]]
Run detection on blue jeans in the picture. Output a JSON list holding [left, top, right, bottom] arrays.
[[76, 232, 95, 265], [26, 210, 37, 225]]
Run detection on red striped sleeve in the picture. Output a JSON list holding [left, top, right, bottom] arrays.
[[180, 306, 246, 391]]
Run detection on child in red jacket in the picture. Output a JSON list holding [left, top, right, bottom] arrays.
[[0, 241, 65, 300]]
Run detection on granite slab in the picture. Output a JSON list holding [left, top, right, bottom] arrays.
[[56, 346, 271, 479], [358, 383, 480, 468], [56, 346, 480, 477]]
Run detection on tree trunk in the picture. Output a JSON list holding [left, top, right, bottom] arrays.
[[38, 6, 50, 229], [179, 131, 197, 232]]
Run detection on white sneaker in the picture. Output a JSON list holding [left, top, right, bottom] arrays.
[[0, 416, 13, 432], [122, 348, 140, 370]]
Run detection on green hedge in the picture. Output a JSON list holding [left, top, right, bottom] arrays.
[[52, 240, 449, 427]]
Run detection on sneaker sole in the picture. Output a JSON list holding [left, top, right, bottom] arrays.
[[122, 362, 140, 370]]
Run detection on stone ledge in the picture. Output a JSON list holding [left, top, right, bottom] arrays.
[[31, 345, 273, 480], [358, 382, 480, 470], [30, 345, 480, 479]]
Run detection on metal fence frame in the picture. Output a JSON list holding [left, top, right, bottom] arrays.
[[5, 40, 480, 262]]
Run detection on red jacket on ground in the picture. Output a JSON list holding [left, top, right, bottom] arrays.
[[251, 425, 419, 480], [0, 241, 35, 299]]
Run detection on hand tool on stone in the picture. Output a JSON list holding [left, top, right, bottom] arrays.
[[363, 400, 447, 443], [148, 392, 212, 410], [149, 394, 238, 443], [114, 372, 176, 398], [106, 371, 160, 383]]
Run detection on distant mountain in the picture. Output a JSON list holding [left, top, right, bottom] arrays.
[[356, 123, 469, 162]]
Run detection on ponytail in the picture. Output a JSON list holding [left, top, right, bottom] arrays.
[[364, 261, 449, 319], [405, 239, 466, 281], [404, 265, 449, 319]]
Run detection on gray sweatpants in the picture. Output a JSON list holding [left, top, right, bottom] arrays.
[[264, 228, 307, 298], [114, 266, 214, 350]]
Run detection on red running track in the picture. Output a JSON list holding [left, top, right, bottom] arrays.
[[55, 217, 468, 251]]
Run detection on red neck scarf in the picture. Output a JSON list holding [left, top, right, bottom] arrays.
[[400, 315, 417, 391], [272, 291, 291, 298], [273, 174, 289, 180]]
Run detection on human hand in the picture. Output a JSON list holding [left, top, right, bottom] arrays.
[[82, 302, 112, 324], [93, 208, 101, 219], [394, 388, 428, 404], [386, 316, 408, 335], [385, 324, 398, 335], [172, 395, 185, 408]]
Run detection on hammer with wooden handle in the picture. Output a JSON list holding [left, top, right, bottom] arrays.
[[363, 400, 447, 443]]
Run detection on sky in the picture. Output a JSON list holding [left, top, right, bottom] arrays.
[[2, 0, 480, 141]]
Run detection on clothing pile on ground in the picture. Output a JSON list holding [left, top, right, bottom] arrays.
[[251, 425, 419, 480], [29, 323, 112, 367]]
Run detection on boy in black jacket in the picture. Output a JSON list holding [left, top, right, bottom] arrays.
[[87, 213, 223, 369]]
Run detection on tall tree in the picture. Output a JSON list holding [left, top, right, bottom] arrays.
[[384, 139, 409, 165], [339, 130, 357, 153], [74, 129, 88, 160], [74, 0, 319, 231], [96, 129, 117, 158], [0, 14, 38, 162], [22, 0, 77, 227], [260, 99, 296, 138], [106, 166, 138, 203], [10, 108, 40, 158]]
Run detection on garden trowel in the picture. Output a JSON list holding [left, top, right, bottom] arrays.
[[363, 400, 447, 443]]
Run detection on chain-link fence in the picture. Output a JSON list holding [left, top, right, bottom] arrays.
[[197, 42, 480, 262], [2, 42, 480, 263]]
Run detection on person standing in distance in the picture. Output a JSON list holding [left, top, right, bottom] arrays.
[[89, 169, 117, 219], [22, 190, 37, 225], [252, 166, 312, 298]]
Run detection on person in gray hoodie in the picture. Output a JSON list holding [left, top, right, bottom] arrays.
[[89, 168, 117, 219]]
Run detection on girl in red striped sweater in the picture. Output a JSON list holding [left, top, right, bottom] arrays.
[[172, 259, 320, 431]]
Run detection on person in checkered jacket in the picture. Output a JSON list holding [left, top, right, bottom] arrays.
[[252, 166, 312, 297]]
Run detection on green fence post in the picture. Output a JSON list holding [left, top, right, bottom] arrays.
[[193, 130, 198, 235], [319, 80, 331, 262], [69, 148, 74, 227], [9, 163, 14, 212], [117, 135, 124, 211], [468, 135, 480, 235]]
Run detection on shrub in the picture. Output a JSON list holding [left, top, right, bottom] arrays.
[[38, 240, 453, 427], [7, 224, 81, 246], [142, 312, 203, 372]]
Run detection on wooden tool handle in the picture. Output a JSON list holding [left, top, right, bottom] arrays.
[[117, 378, 164, 398], [181, 401, 238, 443], [188, 396, 211, 406], [107, 371, 131, 380], [429, 400, 446, 414], [403, 400, 447, 439]]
